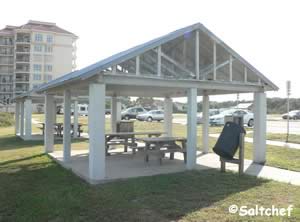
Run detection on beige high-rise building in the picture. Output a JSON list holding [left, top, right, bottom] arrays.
[[0, 20, 77, 105]]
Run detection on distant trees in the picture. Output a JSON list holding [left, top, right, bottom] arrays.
[[266, 97, 300, 114]]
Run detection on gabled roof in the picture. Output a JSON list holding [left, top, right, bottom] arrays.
[[36, 23, 279, 93], [0, 20, 77, 37], [0, 26, 15, 35], [19, 20, 77, 37]]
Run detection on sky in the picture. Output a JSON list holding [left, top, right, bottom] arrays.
[[1, 0, 299, 102]]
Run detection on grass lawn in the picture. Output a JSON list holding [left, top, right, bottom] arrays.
[[247, 131, 300, 145], [0, 125, 300, 221], [267, 133, 300, 144]]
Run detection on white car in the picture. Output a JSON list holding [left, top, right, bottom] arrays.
[[136, 110, 164, 122], [197, 109, 220, 124], [209, 109, 254, 127]]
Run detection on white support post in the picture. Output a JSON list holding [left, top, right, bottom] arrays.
[[202, 94, 209, 153], [195, 30, 200, 79], [164, 97, 173, 137], [45, 94, 55, 153], [24, 98, 32, 140], [229, 55, 233, 82], [157, 46, 161, 77], [183, 39, 186, 67], [186, 88, 198, 169], [112, 65, 116, 74], [73, 100, 79, 138], [53, 101, 57, 124], [63, 89, 71, 162], [89, 83, 106, 181], [20, 100, 25, 137], [136, 56, 140, 75], [244, 67, 248, 83], [213, 41, 216, 80], [253, 92, 266, 164], [111, 96, 121, 133], [15, 101, 20, 135]]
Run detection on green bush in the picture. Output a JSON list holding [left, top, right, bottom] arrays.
[[0, 112, 14, 127]]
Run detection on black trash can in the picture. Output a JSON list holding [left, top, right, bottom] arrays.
[[213, 121, 246, 159]]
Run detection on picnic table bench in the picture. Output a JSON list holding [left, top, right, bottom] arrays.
[[39, 123, 83, 137], [105, 131, 165, 155], [138, 137, 187, 164]]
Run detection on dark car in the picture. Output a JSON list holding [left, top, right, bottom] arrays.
[[121, 107, 147, 120], [282, 110, 300, 120]]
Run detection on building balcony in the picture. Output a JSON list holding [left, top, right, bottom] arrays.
[[0, 81, 12, 85], [15, 68, 30, 73], [15, 79, 30, 83], [15, 45, 30, 53], [0, 53, 14, 56], [15, 84, 29, 92], [0, 58, 14, 65], [15, 75, 30, 83], [16, 59, 30, 63], [16, 50, 30, 54], [0, 70, 14, 74], [0, 43, 14, 47], [0, 63, 14, 66], [0, 88, 13, 93], [15, 38, 30, 44]]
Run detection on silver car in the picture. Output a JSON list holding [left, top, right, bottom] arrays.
[[136, 110, 164, 122], [197, 109, 220, 124]]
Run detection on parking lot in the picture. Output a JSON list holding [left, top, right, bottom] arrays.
[[172, 114, 300, 135]]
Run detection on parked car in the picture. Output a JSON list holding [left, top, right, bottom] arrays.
[[121, 107, 147, 120], [209, 109, 254, 127], [137, 110, 164, 122], [70, 104, 89, 116], [78, 104, 89, 116], [282, 110, 300, 120], [197, 109, 220, 124]]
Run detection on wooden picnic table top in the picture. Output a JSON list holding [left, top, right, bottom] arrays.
[[138, 136, 187, 143], [40, 123, 82, 126], [105, 131, 165, 137]]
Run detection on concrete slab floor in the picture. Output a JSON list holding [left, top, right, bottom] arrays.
[[48, 150, 210, 184], [48, 150, 300, 186]]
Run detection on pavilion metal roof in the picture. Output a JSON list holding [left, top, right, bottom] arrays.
[[36, 23, 279, 93]]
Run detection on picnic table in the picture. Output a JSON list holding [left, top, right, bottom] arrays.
[[39, 123, 83, 137], [138, 136, 187, 164], [105, 131, 165, 155]]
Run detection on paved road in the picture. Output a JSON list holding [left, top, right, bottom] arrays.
[[267, 120, 300, 135], [173, 115, 300, 135]]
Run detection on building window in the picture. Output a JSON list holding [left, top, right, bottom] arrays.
[[45, 74, 53, 81], [45, 45, 53, 53], [33, 64, 42, 72], [45, 55, 53, 62], [33, 73, 42, 81], [44, 64, 52, 72], [46, 35, 53, 43], [35, 33, 43, 42], [33, 54, 43, 62], [34, 45, 43, 52]]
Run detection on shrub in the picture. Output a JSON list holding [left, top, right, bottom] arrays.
[[0, 112, 14, 127]]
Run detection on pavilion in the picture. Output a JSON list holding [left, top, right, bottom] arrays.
[[14, 23, 278, 183]]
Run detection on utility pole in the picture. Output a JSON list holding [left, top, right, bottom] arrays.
[[286, 80, 291, 142]]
